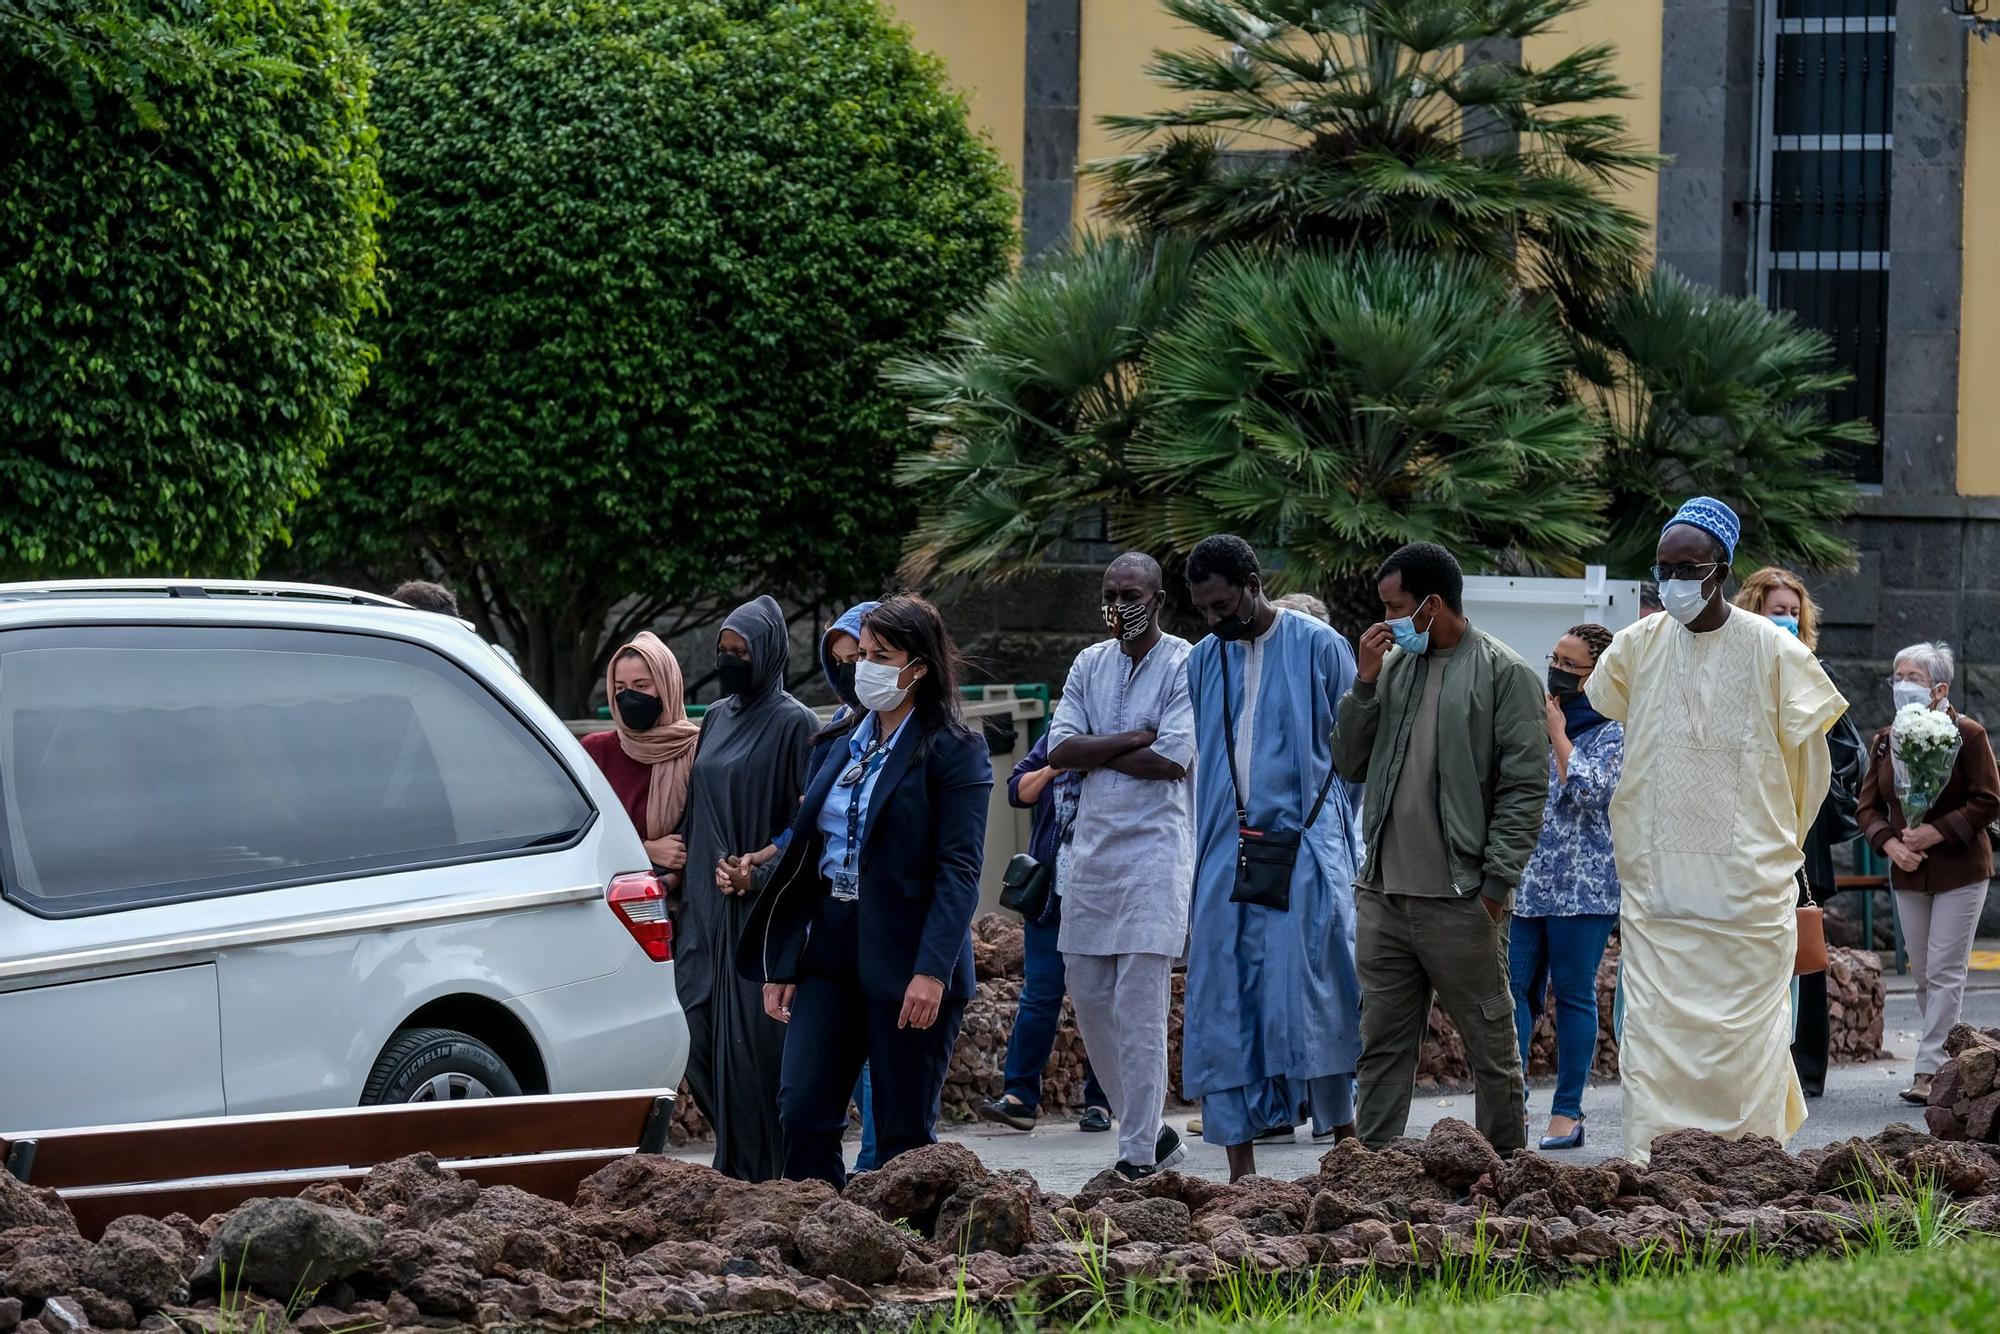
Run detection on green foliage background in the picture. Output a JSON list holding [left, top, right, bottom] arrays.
[[290, 0, 1017, 709], [0, 0, 385, 579]]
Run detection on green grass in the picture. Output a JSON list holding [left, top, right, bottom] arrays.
[[1356, 1239, 2000, 1332], [929, 1165, 1993, 1333]]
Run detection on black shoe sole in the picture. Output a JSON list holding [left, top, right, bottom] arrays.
[[976, 1103, 1036, 1132]]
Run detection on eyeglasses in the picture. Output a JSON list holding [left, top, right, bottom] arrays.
[[839, 736, 895, 787], [1547, 654, 1594, 673], [1650, 562, 1722, 584]]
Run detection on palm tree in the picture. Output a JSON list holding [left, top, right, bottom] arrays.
[[888, 0, 1865, 594], [1131, 248, 1605, 596], [1584, 269, 1868, 575], [888, 233, 1200, 584], [1089, 0, 1660, 315]]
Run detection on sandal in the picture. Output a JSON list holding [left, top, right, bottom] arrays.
[[1899, 1074, 1933, 1105]]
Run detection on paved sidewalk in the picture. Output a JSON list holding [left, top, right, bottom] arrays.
[[1879, 936, 2000, 992], [669, 982, 2000, 1195], [941, 986, 2000, 1192]]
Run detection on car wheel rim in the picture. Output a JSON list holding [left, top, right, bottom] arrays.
[[410, 1072, 494, 1102]]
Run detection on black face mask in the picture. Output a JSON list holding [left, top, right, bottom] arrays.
[[616, 688, 664, 732], [1211, 590, 1257, 643], [1547, 666, 1584, 699], [716, 653, 755, 698], [833, 660, 858, 706]]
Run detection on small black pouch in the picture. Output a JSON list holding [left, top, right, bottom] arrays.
[[1233, 826, 1301, 910], [999, 852, 1053, 919], [1220, 642, 1337, 912]]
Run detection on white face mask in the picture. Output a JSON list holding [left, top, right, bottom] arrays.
[[854, 658, 915, 712], [1660, 578, 1712, 626], [1893, 681, 1933, 712]]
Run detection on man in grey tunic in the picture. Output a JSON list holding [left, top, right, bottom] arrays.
[[1046, 553, 1197, 1178]]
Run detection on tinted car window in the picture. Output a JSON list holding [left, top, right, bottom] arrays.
[[0, 625, 591, 915]]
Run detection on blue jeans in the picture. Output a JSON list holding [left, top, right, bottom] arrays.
[[854, 1068, 878, 1172], [1002, 914, 1107, 1111], [1509, 913, 1617, 1120]]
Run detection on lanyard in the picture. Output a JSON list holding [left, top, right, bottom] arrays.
[[842, 734, 894, 874]]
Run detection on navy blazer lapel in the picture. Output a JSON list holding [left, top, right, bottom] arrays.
[[795, 734, 845, 835], [861, 719, 921, 852]]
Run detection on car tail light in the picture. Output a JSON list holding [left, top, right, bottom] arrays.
[[608, 872, 673, 962]]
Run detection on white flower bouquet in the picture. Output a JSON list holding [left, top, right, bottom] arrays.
[[1891, 703, 1961, 827]]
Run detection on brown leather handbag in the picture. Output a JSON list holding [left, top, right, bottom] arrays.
[[1795, 871, 1827, 975]]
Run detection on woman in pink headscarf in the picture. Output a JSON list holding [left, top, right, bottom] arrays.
[[582, 631, 701, 884]]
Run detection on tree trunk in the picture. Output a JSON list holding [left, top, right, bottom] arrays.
[[511, 598, 615, 719]]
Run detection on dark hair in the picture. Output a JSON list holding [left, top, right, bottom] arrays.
[[1107, 551, 1164, 593], [1185, 535, 1260, 589], [816, 594, 967, 744], [392, 579, 459, 617], [1566, 623, 1614, 663], [1373, 542, 1464, 614]]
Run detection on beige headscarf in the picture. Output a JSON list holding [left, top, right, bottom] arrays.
[[607, 631, 701, 839]]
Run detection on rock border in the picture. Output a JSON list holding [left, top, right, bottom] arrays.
[[5, 1115, 1993, 1333]]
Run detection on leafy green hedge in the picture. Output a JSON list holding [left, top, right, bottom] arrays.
[[0, 0, 385, 578], [292, 0, 1017, 710]]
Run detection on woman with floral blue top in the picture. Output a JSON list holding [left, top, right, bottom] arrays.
[[1509, 623, 1623, 1151]]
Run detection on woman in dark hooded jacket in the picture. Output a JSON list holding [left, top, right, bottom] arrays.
[[678, 595, 819, 1181]]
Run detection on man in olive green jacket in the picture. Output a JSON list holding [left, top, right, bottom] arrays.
[[1333, 543, 1548, 1152]]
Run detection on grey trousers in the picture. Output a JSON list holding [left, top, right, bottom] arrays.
[[1064, 951, 1173, 1166], [1355, 890, 1526, 1153], [1895, 881, 1992, 1074]]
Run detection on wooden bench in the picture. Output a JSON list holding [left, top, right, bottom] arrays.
[[1, 1089, 675, 1239]]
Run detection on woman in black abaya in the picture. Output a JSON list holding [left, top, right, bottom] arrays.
[[677, 595, 818, 1180]]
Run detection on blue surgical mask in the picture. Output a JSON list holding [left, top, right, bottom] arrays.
[[1388, 597, 1435, 656], [1770, 614, 1800, 636]]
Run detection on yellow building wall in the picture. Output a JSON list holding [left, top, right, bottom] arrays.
[[1076, 0, 1207, 225], [1521, 2, 1664, 246], [887, 0, 1029, 185], [1074, 3, 1665, 236], [1962, 40, 2000, 497]]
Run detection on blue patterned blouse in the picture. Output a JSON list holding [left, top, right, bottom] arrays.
[[1514, 720, 1625, 918]]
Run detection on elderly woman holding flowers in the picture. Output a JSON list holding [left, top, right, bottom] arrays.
[[1856, 641, 2000, 1104]]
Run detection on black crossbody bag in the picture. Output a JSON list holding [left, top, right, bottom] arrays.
[[1219, 644, 1338, 911]]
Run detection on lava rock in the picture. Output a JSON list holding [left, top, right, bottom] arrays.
[[843, 1143, 990, 1234], [37, 1298, 85, 1334], [196, 1199, 383, 1298], [1905, 1141, 1995, 1197], [1646, 1130, 1814, 1202], [81, 1217, 188, 1312], [793, 1200, 909, 1287], [933, 1180, 1034, 1257], [1308, 1141, 1454, 1217], [1100, 1197, 1192, 1245], [3, 1234, 92, 1306], [1416, 1119, 1503, 1191], [572, 1155, 736, 1249], [0, 1175, 75, 1237], [355, 1155, 460, 1218]]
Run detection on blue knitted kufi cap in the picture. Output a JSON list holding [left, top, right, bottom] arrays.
[[1662, 496, 1740, 560]]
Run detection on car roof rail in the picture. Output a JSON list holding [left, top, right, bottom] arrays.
[[0, 579, 410, 608]]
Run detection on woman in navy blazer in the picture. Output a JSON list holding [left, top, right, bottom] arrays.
[[737, 595, 992, 1186]]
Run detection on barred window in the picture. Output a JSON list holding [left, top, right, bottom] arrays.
[[1752, 0, 1895, 483]]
